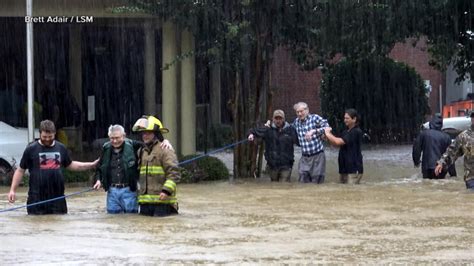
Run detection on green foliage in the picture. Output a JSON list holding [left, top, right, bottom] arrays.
[[283, 0, 473, 81], [21, 174, 28, 186], [321, 57, 429, 143], [62, 169, 92, 183], [179, 154, 229, 183], [2, 169, 92, 187], [121, 0, 473, 176]]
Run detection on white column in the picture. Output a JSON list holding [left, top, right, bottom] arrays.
[[162, 21, 178, 145]]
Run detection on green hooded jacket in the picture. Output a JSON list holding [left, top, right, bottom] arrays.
[[95, 139, 140, 192]]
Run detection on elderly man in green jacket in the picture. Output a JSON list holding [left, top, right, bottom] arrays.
[[93, 124, 171, 214]]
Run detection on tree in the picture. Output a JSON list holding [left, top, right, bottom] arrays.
[[321, 57, 429, 143], [118, 0, 473, 178], [123, 0, 294, 178], [284, 0, 473, 81]]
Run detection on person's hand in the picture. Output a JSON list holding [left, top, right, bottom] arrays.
[[434, 163, 443, 176], [324, 127, 332, 135], [304, 129, 315, 141], [8, 190, 16, 203], [91, 158, 100, 168], [93, 180, 101, 190], [159, 192, 169, 201], [160, 139, 173, 150], [248, 134, 255, 141], [264, 120, 271, 127]]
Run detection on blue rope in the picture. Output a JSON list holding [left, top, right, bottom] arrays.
[[0, 187, 94, 213], [0, 139, 248, 213]]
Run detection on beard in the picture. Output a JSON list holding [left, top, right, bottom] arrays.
[[41, 139, 54, 147]]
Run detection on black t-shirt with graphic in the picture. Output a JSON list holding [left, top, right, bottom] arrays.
[[20, 141, 72, 214], [338, 126, 364, 174]]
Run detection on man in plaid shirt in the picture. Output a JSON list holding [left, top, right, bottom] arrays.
[[293, 102, 329, 183]]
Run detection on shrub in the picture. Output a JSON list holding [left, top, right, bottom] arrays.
[[1, 169, 92, 187], [320, 56, 429, 144], [62, 169, 92, 183], [179, 154, 229, 183]]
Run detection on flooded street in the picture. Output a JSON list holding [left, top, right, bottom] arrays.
[[1, 145, 474, 264]]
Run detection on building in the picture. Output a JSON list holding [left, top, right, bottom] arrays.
[[0, 0, 209, 156], [271, 38, 473, 122]]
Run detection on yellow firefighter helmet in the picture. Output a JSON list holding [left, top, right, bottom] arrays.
[[132, 115, 169, 133]]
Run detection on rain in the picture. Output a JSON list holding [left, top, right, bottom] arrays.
[[0, 0, 473, 264]]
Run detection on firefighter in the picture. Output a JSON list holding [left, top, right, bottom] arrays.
[[132, 115, 181, 216]]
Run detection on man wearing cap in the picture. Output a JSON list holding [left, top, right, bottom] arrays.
[[132, 115, 181, 216], [248, 109, 299, 182], [292, 102, 329, 183], [435, 111, 474, 189]]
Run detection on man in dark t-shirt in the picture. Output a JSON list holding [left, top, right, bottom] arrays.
[[8, 120, 98, 215]]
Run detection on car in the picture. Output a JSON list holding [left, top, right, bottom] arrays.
[[422, 116, 471, 138], [0, 121, 39, 184]]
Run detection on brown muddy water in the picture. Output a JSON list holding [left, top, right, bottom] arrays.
[[1, 145, 473, 264]]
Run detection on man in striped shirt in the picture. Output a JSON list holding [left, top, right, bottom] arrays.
[[293, 102, 329, 183]]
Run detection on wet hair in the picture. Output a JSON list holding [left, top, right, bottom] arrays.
[[293, 102, 308, 111], [39, 120, 56, 133], [108, 124, 126, 137], [345, 108, 359, 124]]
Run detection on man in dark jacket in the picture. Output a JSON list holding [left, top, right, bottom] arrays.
[[248, 110, 299, 182], [413, 114, 455, 179]]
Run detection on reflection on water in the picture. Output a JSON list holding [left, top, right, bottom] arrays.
[[1, 145, 473, 263]]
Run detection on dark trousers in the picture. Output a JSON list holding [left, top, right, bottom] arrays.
[[27, 194, 67, 215], [139, 204, 178, 217], [423, 169, 447, 179]]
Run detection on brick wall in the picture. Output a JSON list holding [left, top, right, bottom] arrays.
[[270, 38, 444, 120], [388, 38, 445, 114], [270, 46, 323, 122]]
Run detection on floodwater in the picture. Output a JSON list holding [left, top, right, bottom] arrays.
[[1, 145, 474, 264]]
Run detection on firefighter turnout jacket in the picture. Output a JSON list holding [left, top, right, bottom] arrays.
[[137, 139, 181, 210]]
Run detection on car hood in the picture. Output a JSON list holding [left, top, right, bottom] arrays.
[[423, 116, 471, 131], [0, 122, 39, 166]]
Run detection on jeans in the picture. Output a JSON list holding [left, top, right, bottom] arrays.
[[465, 179, 474, 190], [106, 187, 138, 214]]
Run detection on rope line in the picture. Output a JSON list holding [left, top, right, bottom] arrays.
[[0, 187, 94, 213], [0, 139, 248, 213]]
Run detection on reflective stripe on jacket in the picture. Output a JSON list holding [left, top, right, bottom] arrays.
[[137, 194, 177, 204]]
